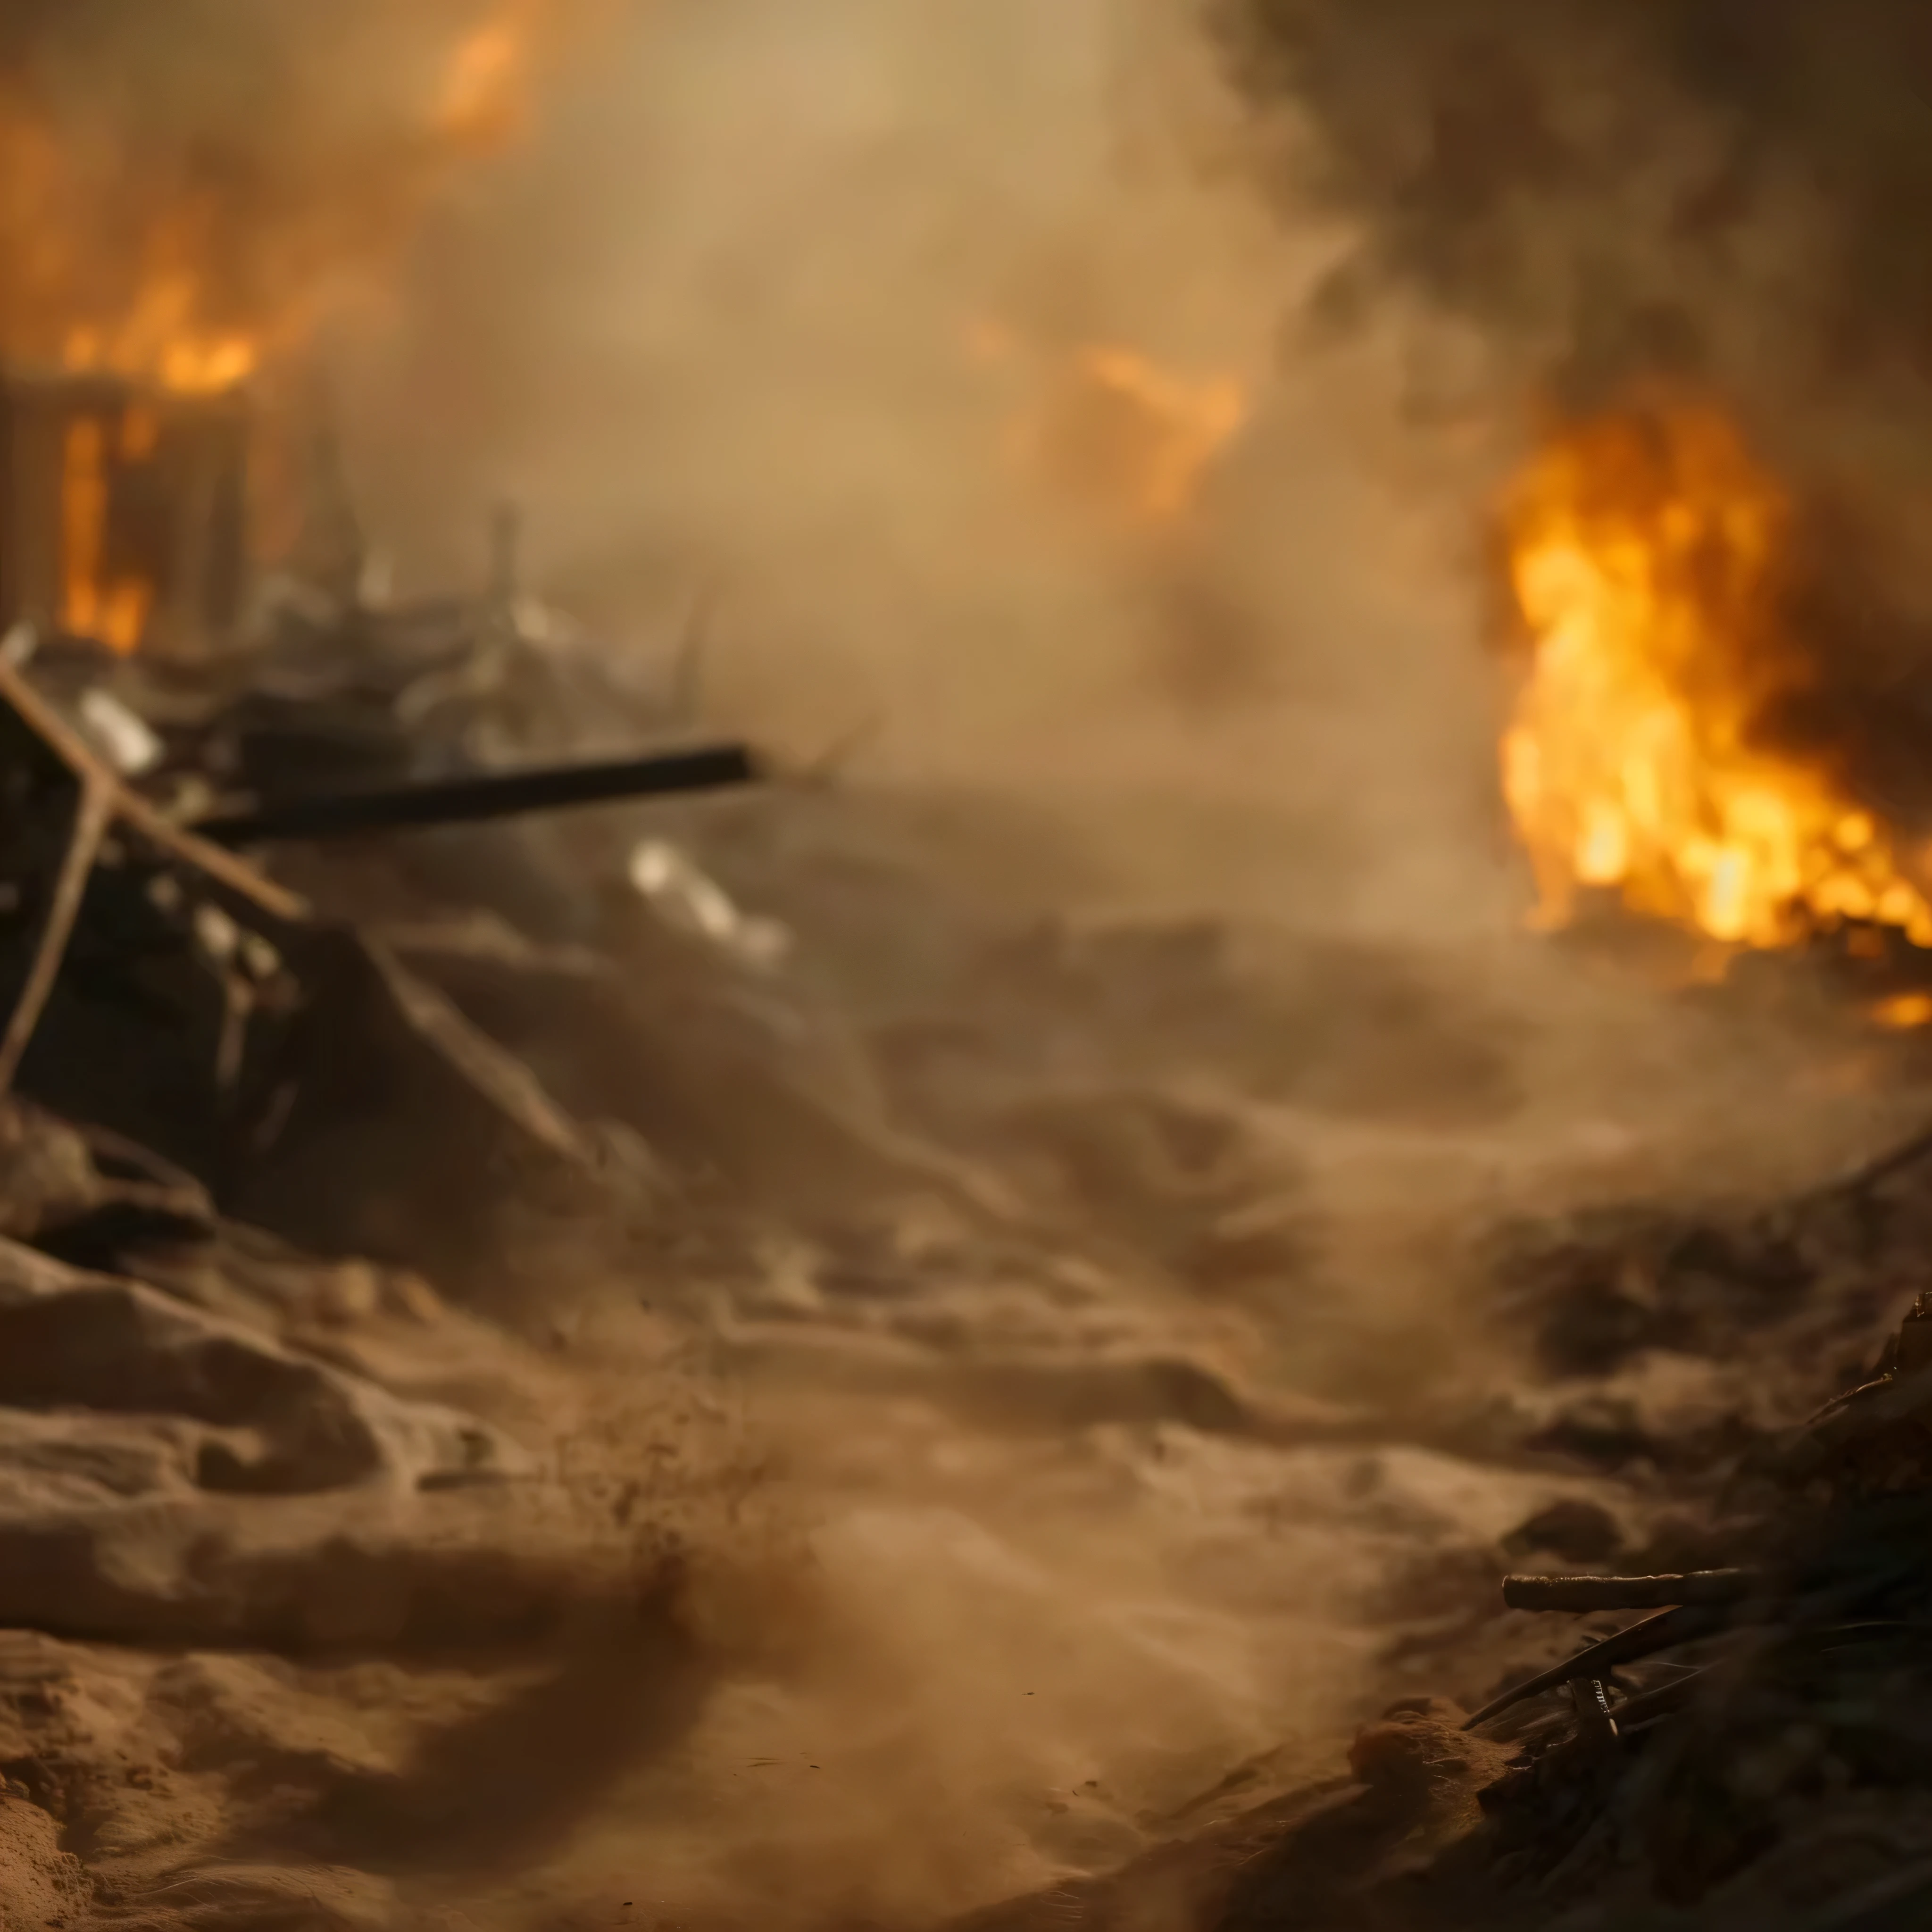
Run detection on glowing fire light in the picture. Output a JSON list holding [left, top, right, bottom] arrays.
[[435, 1, 545, 148], [1501, 400, 1932, 951], [972, 325, 1249, 526], [60, 403, 167, 654], [0, 0, 587, 656], [63, 304, 258, 398], [1065, 347, 1248, 523], [1873, 991, 1932, 1032]]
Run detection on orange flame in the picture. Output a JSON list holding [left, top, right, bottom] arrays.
[[63, 293, 258, 398], [1873, 991, 1932, 1031], [974, 325, 1248, 527], [1502, 400, 1932, 950], [436, 7, 539, 147], [0, 0, 572, 400], [61, 403, 169, 654], [0, 0, 585, 651], [1069, 347, 1248, 523]]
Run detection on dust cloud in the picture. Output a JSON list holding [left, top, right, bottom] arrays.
[[298, 7, 1585, 1927], [329, 0, 1520, 941]]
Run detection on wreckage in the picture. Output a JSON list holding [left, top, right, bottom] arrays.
[[0, 360, 814, 1284], [0, 377, 792, 1842]]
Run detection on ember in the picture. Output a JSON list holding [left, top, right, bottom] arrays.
[[1500, 400, 1932, 951]]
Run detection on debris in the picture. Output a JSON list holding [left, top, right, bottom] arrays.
[[193, 740, 766, 845], [1461, 1602, 1732, 1731], [629, 836, 792, 970], [0, 651, 305, 929], [0, 775, 114, 1096], [75, 687, 161, 775]]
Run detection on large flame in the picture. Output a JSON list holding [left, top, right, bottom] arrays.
[[1502, 400, 1932, 951]]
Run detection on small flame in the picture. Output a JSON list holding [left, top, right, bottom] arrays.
[[0, 0, 576, 406], [60, 400, 171, 654], [435, 2, 543, 148], [1501, 400, 1932, 951], [1873, 991, 1932, 1032], [974, 325, 1249, 526], [63, 289, 258, 398], [1070, 347, 1248, 523]]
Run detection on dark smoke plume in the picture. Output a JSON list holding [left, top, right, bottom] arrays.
[[1216, 2, 1932, 400], [1215, 0, 1932, 822]]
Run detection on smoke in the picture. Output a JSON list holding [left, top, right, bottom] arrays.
[[313, 0, 1520, 942], [1217, 1, 1932, 410], [1215, 0, 1932, 823]]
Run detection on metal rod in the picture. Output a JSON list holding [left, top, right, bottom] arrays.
[[193, 743, 766, 846]]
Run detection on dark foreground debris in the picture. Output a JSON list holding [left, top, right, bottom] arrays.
[[0, 573, 775, 1923], [954, 1291, 1932, 1932]]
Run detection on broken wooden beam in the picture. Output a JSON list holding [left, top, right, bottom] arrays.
[[1501, 1569, 1759, 1614], [1463, 1602, 1735, 1730]]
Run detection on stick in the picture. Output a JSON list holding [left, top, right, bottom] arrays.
[[0, 657, 305, 929], [0, 776, 113, 1096], [1502, 1570, 1758, 1614], [1463, 1603, 1733, 1731]]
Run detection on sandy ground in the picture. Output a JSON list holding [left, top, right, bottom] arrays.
[[2, 776, 1929, 1932]]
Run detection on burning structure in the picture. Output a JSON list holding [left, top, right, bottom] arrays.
[[0, 365, 251, 660], [0, 0, 585, 658]]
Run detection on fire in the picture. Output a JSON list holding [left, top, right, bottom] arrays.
[[0, 0, 587, 653], [972, 326, 1249, 526], [62, 297, 258, 399], [0, 0, 570, 400], [59, 403, 173, 655], [1874, 992, 1932, 1032], [1501, 400, 1932, 951], [435, 0, 548, 148], [1068, 347, 1249, 523]]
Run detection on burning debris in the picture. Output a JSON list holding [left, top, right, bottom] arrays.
[[11, 5, 1932, 1924], [2, 366, 251, 660], [1500, 400, 1932, 956]]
